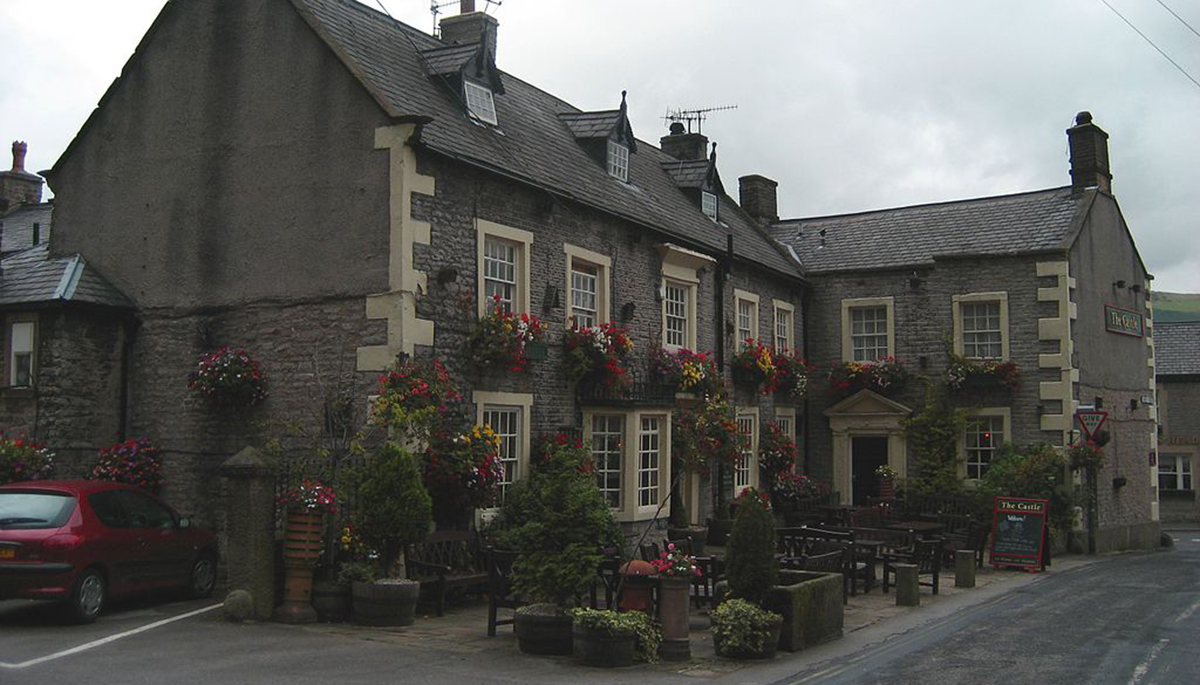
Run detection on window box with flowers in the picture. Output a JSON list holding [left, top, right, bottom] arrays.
[[187, 346, 268, 407], [466, 299, 548, 373], [826, 357, 908, 399], [945, 353, 1020, 393], [563, 322, 634, 394], [92, 438, 163, 493], [730, 339, 778, 392], [0, 434, 55, 485], [650, 348, 721, 395]]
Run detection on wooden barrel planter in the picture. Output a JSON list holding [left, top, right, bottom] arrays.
[[311, 580, 352, 623], [572, 624, 634, 667], [352, 580, 420, 627], [515, 605, 573, 655]]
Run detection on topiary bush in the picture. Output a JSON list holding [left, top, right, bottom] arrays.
[[353, 442, 432, 577], [711, 598, 783, 658], [486, 434, 622, 607], [724, 487, 777, 604]]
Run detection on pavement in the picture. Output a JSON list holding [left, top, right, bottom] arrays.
[[0, 546, 1118, 684]]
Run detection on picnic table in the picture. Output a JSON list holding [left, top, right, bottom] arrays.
[[884, 520, 945, 537]]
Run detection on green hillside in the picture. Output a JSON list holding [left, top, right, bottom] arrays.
[[1153, 292, 1200, 322]]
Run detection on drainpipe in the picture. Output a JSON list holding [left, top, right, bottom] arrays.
[[117, 318, 138, 441], [801, 284, 811, 475]]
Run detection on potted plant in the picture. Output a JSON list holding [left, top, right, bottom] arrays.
[[423, 423, 505, 530], [569, 608, 661, 667], [91, 438, 163, 493], [711, 598, 784, 659], [0, 434, 56, 485], [563, 322, 634, 394], [651, 542, 701, 661], [650, 347, 721, 395], [187, 346, 268, 406], [369, 358, 460, 441], [772, 351, 814, 400], [725, 488, 777, 605], [875, 464, 898, 500], [487, 434, 622, 655], [351, 442, 432, 627], [311, 525, 374, 622], [730, 339, 777, 392], [465, 297, 548, 372], [275, 478, 338, 623]]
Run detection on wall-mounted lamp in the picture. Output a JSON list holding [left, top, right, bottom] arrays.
[[656, 284, 666, 302], [543, 285, 560, 313], [1112, 476, 1127, 490], [1113, 279, 1126, 289], [1094, 396, 1104, 409], [620, 302, 636, 322], [437, 266, 458, 287], [1130, 284, 1142, 293]]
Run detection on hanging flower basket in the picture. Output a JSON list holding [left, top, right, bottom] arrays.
[[650, 348, 721, 395], [730, 340, 776, 391], [563, 323, 634, 393], [772, 351, 814, 399], [466, 299, 548, 372], [187, 346, 268, 406]]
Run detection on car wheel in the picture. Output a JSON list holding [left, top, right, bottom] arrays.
[[187, 555, 216, 599], [69, 569, 106, 624]]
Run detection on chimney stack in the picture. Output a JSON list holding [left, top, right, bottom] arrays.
[[1067, 111, 1112, 194], [659, 122, 709, 161], [439, 3, 499, 61], [739, 175, 779, 223], [0, 141, 44, 214]]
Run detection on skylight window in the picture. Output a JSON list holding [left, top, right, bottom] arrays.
[[464, 81, 498, 125], [607, 140, 629, 182], [702, 191, 718, 221]]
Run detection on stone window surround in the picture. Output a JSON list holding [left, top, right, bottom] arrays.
[[952, 291, 1010, 360], [564, 244, 612, 326], [840, 296, 895, 362], [1158, 453, 1193, 492], [657, 244, 713, 350], [583, 408, 673, 522], [735, 407, 760, 495], [773, 298, 795, 353], [476, 220, 533, 318], [959, 407, 1011, 482], [473, 391, 533, 516], [734, 288, 759, 350], [3, 313, 38, 389]]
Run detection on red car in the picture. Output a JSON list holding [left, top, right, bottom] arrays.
[[0, 480, 218, 623]]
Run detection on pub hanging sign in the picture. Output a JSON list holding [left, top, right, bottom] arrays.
[[1105, 304, 1144, 337]]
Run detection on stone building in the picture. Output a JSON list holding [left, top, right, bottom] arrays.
[[1155, 322, 1199, 523], [767, 113, 1160, 552], [21, 0, 806, 535]]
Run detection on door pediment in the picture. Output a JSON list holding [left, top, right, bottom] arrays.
[[824, 389, 912, 418]]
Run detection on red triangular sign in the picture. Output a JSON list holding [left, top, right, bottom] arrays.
[[1077, 411, 1107, 439]]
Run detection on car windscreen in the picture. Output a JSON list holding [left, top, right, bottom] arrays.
[[0, 491, 77, 529]]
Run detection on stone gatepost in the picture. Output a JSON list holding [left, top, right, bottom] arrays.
[[954, 549, 977, 588], [220, 447, 276, 621], [894, 564, 919, 607]]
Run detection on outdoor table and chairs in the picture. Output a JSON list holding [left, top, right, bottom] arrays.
[[883, 520, 945, 537]]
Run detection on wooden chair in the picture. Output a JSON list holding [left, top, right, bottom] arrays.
[[882, 538, 945, 595], [485, 548, 522, 636], [943, 520, 990, 569]]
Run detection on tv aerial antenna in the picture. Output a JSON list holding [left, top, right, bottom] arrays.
[[664, 105, 738, 135], [431, 0, 503, 35]]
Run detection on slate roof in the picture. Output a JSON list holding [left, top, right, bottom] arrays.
[[559, 111, 622, 140], [291, 0, 800, 279], [418, 43, 479, 76], [0, 203, 53, 255], [661, 159, 712, 189], [0, 244, 133, 309], [769, 187, 1090, 273], [1155, 322, 1200, 376]]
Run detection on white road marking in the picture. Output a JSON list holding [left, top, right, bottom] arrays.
[[1175, 599, 1200, 624], [0, 603, 220, 670], [1127, 638, 1169, 685]]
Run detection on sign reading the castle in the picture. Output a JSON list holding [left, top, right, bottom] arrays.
[[991, 497, 1048, 571], [1104, 304, 1144, 337]]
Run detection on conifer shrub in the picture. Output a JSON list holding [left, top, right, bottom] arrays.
[[724, 487, 777, 604], [353, 442, 432, 576]]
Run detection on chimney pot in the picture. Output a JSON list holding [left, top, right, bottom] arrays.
[[461, 0, 475, 12], [659, 127, 708, 161], [738, 174, 779, 223], [440, 8, 498, 60], [12, 141, 27, 172], [1067, 112, 1112, 194]]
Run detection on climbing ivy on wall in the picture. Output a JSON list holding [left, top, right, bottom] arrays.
[[903, 387, 969, 496]]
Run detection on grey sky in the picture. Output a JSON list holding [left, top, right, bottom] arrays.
[[3, 0, 1198, 291]]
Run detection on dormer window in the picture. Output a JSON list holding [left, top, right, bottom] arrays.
[[464, 81, 498, 125], [607, 140, 629, 182], [702, 191, 718, 221]]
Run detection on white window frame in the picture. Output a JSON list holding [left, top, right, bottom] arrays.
[[662, 279, 695, 350], [735, 408, 760, 495], [477, 220, 533, 318], [8, 319, 36, 388], [959, 408, 1010, 481], [657, 245, 712, 351], [773, 299, 795, 353], [474, 391, 533, 507], [841, 296, 895, 362], [583, 409, 672, 522], [952, 292, 1010, 361], [606, 139, 630, 182], [1158, 454, 1193, 492], [734, 289, 759, 351], [775, 407, 797, 444], [702, 191, 718, 222], [564, 244, 612, 327], [464, 80, 498, 125], [589, 413, 625, 509]]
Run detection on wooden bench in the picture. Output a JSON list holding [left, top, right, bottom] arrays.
[[406, 530, 489, 617]]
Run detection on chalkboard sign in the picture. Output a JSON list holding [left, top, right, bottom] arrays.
[[990, 497, 1048, 571]]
